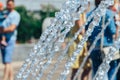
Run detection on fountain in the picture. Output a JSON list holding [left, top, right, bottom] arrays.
[[16, 0, 120, 80]]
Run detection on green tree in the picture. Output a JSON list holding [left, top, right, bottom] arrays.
[[15, 5, 58, 43], [15, 6, 42, 43], [33, 4, 59, 39]]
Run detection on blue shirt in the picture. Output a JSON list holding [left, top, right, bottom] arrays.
[[0, 10, 9, 26], [86, 9, 116, 47], [2, 10, 20, 41]]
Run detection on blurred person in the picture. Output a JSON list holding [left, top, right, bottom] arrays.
[[0, 0, 20, 80], [85, 0, 91, 13], [110, 0, 120, 40], [109, 0, 120, 80], [0, 2, 9, 47], [86, 0, 117, 80], [68, 12, 91, 80], [116, 0, 120, 79]]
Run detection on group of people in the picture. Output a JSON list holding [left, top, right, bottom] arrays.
[[0, 0, 120, 80], [0, 0, 20, 80], [68, 0, 120, 80]]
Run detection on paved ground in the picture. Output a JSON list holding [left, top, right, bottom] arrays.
[[0, 62, 23, 79], [0, 44, 72, 80], [0, 44, 33, 79], [0, 44, 92, 80], [0, 61, 72, 80]]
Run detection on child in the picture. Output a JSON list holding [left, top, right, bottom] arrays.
[[68, 13, 91, 80], [0, 2, 7, 47]]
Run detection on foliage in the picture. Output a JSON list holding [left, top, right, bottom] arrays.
[[15, 5, 58, 43], [15, 6, 41, 43]]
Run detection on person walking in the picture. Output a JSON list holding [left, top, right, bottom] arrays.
[[68, 12, 91, 80], [0, 0, 20, 80], [86, 0, 116, 79]]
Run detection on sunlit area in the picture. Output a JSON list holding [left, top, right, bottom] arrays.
[[0, 0, 120, 80]]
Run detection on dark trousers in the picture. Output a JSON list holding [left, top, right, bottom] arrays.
[[71, 69, 78, 80], [90, 49, 117, 80], [116, 59, 120, 80]]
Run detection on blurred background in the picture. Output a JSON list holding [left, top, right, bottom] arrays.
[[0, 0, 67, 79], [0, 0, 67, 60], [0, 0, 96, 79]]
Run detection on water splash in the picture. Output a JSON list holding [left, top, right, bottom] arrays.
[[16, 0, 115, 80], [73, 17, 112, 80], [16, 0, 88, 79], [93, 38, 120, 80], [58, 1, 113, 79], [111, 63, 120, 80]]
